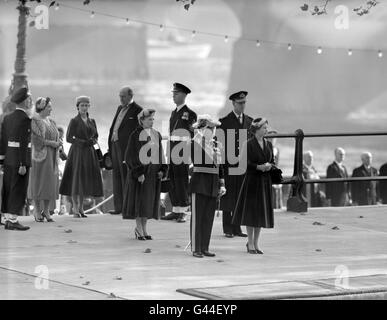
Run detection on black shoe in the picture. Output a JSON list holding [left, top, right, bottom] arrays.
[[234, 232, 247, 238], [255, 249, 264, 254], [176, 213, 186, 223], [161, 212, 178, 220], [202, 251, 216, 257], [134, 228, 146, 240], [192, 252, 203, 258], [5, 221, 30, 231], [80, 212, 88, 218], [246, 243, 257, 254], [225, 233, 234, 238], [108, 210, 121, 215], [144, 235, 153, 240]]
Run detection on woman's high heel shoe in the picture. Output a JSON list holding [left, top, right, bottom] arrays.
[[246, 243, 257, 254], [134, 228, 146, 240], [79, 212, 88, 218], [144, 235, 152, 240], [34, 212, 44, 223], [42, 211, 54, 222]]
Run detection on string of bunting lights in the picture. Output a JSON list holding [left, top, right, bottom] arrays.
[[46, 1, 384, 58]]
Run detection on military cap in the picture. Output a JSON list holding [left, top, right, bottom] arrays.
[[11, 86, 30, 104], [229, 91, 248, 102], [172, 83, 191, 94]]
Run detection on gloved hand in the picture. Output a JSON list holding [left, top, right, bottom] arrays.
[[86, 139, 95, 147]]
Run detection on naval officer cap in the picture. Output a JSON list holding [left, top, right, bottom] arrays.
[[172, 83, 191, 94], [11, 86, 31, 104], [229, 91, 248, 102]]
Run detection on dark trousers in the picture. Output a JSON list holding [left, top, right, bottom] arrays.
[[169, 163, 189, 207], [222, 211, 242, 235], [111, 141, 127, 213], [1, 165, 29, 216], [190, 193, 216, 253]]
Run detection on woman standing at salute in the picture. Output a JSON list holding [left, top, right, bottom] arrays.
[[232, 118, 274, 254], [59, 96, 104, 218]]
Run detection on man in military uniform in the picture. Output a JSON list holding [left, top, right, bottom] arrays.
[[190, 115, 226, 257], [219, 91, 252, 238], [0, 87, 32, 231], [162, 83, 197, 223], [108, 86, 142, 215]]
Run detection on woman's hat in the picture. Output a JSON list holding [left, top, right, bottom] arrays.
[[75, 95, 91, 106], [192, 114, 221, 129]]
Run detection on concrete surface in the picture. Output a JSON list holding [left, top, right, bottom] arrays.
[[1, 205, 387, 300]]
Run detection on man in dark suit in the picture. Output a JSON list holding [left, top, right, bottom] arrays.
[[0, 87, 32, 231], [379, 162, 387, 204], [351, 152, 378, 206], [108, 86, 142, 215], [161, 83, 197, 223], [218, 91, 252, 238], [326, 147, 351, 206]]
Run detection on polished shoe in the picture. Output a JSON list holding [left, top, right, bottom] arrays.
[[255, 248, 264, 254], [134, 228, 146, 240], [202, 251, 216, 257], [34, 215, 44, 223], [246, 243, 257, 254], [108, 210, 121, 215], [234, 232, 248, 238], [192, 252, 203, 258], [79, 212, 88, 218], [176, 213, 186, 223], [224, 233, 234, 238], [144, 235, 153, 240], [5, 221, 30, 231], [161, 212, 178, 220], [73, 213, 82, 218]]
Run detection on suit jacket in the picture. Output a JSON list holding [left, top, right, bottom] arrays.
[[351, 165, 378, 205], [0, 109, 31, 167], [219, 112, 253, 171], [326, 162, 350, 206], [108, 101, 143, 155]]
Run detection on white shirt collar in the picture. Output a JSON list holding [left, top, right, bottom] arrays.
[[176, 103, 185, 112], [334, 160, 344, 167], [233, 111, 243, 119]]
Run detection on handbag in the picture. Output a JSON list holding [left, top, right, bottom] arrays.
[[270, 165, 283, 184], [93, 142, 104, 169], [102, 152, 113, 170]]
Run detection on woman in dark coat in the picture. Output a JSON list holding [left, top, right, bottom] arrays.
[[122, 108, 168, 240], [232, 118, 274, 254], [59, 96, 103, 218]]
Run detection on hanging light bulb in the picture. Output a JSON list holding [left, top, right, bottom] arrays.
[[55, 3, 60, 11], [348, 49, 353, 56], [90, 11, 95, 18], [159, 24, 164, 32], [224, 35, 229, 43], [191, 30, 196, 38], [317, 46, 322, 54], [378, 50, 383, 58], [256, 40, 261, 47], [287, 43, 292, 51]]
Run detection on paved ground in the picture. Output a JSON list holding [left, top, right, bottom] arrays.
[[1, 205, 387, 300]]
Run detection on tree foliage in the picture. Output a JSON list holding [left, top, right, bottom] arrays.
[[300, 0, 379, 16]]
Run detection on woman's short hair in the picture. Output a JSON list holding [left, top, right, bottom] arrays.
[[35, 97, 51, 113], [250, 117, 268, 134], [138, 108, 156, 124]]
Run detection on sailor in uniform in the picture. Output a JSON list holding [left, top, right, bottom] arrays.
[[162, 83, 197, 223], [190, 115, 226, 258], [0, 87, 32, 231]]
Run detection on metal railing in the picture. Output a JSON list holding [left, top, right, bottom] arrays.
[[268, 129, 387, 212]]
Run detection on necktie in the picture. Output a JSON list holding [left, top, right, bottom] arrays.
[[239, 114, 243, 124]]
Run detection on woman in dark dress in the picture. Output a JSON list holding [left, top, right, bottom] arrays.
[[59, 96, 103, 218], [232, 118, 274, 254], [122, 109, 168, 240]]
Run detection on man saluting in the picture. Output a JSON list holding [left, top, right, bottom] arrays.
[[0, 87, 33, 231], [162, 83, 197, 223]]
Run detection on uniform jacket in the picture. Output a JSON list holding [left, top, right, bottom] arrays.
[[218, 111, 253, 173], [351, 165, 378, 205], [108, 101, 143, 154], [0, 109, 31, 167], [189, 137, 224, 198]]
